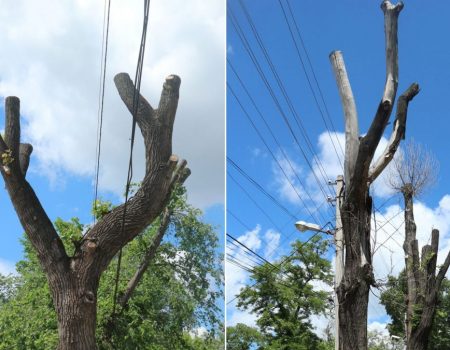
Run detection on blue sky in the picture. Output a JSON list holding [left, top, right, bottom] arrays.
[[0, 0, 225, 284], [226, 0, 450, 335]]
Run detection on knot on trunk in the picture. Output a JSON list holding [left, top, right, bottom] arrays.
[[83, 291, 96, 304]]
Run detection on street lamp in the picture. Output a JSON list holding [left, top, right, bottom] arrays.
[[294, 220, 334, 235]]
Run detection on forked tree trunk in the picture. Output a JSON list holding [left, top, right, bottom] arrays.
[[329, 2, 419, 349], [0, 73, 189, 349]]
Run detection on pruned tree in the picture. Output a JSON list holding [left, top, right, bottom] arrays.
[[0, 72, 189, 349], [386, 141, 449, 350], [329, 1, 419, 349]]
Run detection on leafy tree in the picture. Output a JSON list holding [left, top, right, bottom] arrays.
[[226, 323, 266, 350], [0, 188, 223, 349], [380, 272, 450, 350], [235, 235, 333, 350]]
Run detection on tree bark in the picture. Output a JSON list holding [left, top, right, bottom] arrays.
[[402, 189, 450, 350], [118, 166, 190, 310], [329, 2, 417, 349], [0, 73, 187, 349]]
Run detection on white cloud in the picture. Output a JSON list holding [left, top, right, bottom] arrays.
[[0, 0, 224, 208], [271, 149, 307, 205], [368, 321, 389, 334], [264, 229, 280, 259], [0, 258, 16, 276]]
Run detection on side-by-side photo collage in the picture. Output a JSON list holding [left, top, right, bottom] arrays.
[[0, 1, 449, 349]]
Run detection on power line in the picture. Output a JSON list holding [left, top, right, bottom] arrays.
[[226, 228, 325, 306], [93, 0, 112, 222], [227, 4, 334, 211], [227, 233, 276, 268], [283, 0, 345, 162], [228, 158, 296, 219], [277, 0, 344, 172], [227, 65, 327, 224], [112, 0, 151, 317], [235, 0, 334, 201]]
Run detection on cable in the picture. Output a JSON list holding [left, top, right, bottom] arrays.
[[93, 0, 112, 222], [228, 4, 334, 211], [284, 0, 345, 162], [228, 158, 296, 219], [235, 0, 334, 202], [227, 74, 326, 224], [227, 233, 276, 268], [112, 0, 151, 317], [227, 228, 325, 306]]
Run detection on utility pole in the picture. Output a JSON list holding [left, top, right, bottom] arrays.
[[334, 175, 344, 350], [296, 175, 344, 349]]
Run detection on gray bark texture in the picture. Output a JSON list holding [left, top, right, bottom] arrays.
[[402, 186, 450, 350], [329, 2, 419, 349], [0, 73, 188, 349]]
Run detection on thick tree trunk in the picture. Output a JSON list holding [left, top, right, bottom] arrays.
[[337, 191, 374, 350], [52, 276, 99, 350]]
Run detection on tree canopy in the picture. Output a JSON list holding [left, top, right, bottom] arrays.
[[234, 235, 333, 350]]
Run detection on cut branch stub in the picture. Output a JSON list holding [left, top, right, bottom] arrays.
[[381, 1, 403, 105], [113, 73, 154, 131], [5, 97, 21, 163], [114, 73, 181, 174], [368, 83, 419, 182], [329, 50, 359, 185]]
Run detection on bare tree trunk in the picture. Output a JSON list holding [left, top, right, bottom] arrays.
[[337, 190, 373, 349], [403, 186, 417, 344], [0, 73, 189, 349], [400, 188, 450, 350], [329, 2, 419, 349]]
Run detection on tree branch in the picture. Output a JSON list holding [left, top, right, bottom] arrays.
[[80, 74, 185, 276], [436, 248, 450, 290], [368, 83, 419, 182], [4, 97, 21, 169], [0, 98, 68, 273], [349, 1, 405, 189], [119, 209, 170, 309], [380, 1, 403, 105], [118, 162, 189, 309], [19, 143, 33, 176], [114, 73, 154, 134], [329, 50, 359, 185]]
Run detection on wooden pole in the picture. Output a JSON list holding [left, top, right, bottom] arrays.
[[335, 175, 344, 350]]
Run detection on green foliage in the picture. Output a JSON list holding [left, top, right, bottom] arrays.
[[0, 238, 58, 349], [235, 235, 333, 350], [226, 323, 266, 350], [380, 272, 450, 349], [1, 149, 13, 166], [54, 217, 83, 256], [0, 186, 223, 349], [92, 199, 113, 220]]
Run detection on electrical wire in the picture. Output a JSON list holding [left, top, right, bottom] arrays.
[[112, 0, 151, 317], [93, 0, 112, 222]]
